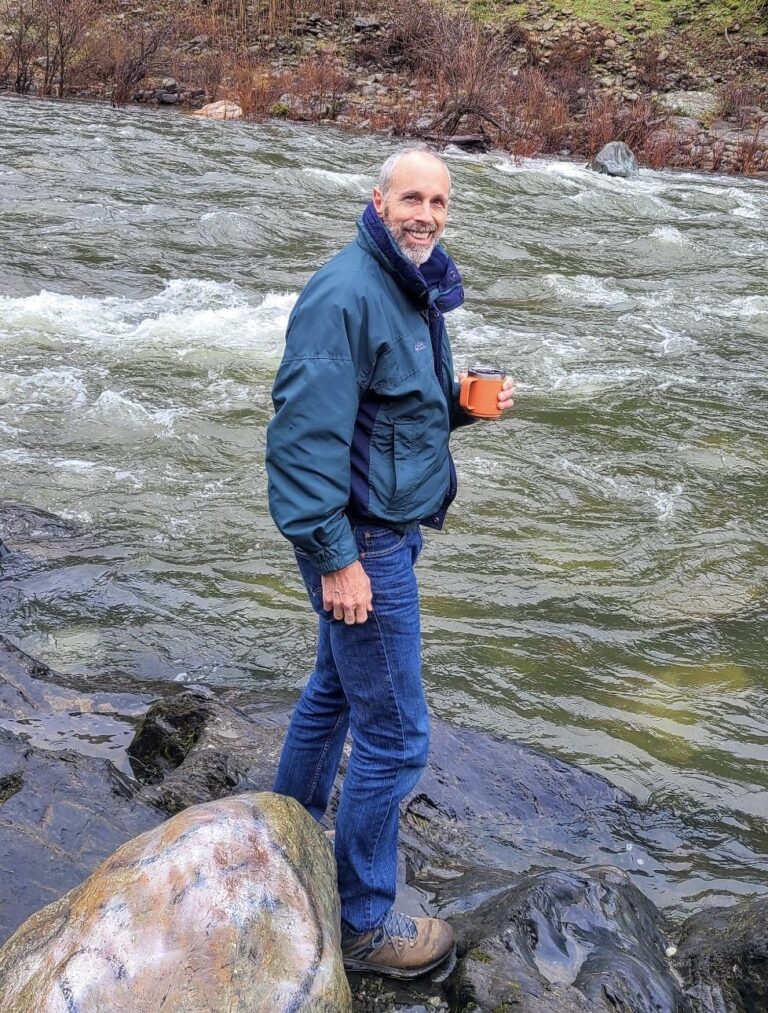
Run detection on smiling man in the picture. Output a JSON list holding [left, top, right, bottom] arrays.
[[266, 145, 513, 978]]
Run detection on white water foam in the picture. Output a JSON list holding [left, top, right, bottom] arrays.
[[0, 368, 88, 408], [717, 295, 768, 319], [731, 203, 760, 220], [0, 280, 298, 359], [559, 457, 686, 520], [650, 226, 691, 246], [302, 167, 370, 189], [543, 273, 631, 308], [84, 391, 181, 434]]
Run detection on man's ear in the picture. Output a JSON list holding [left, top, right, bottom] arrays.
[[372, 187, 385, 216]]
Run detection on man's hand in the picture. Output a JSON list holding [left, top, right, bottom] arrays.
[[322, 560, 373, 625], [498, 375, 515, 413]]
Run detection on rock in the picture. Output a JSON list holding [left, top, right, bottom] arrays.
[[0, 793, 351, 1012], [160, 76, 177, 92], [399, 721, 640, 919], [128, 689, 285, 814], [423, 133, 490, 153], [0, 502, 78, 543], [674, 895, 768, 1012], [191, 100, 243, 120], [353, 15, 380, 30], [657, 90, 719, 121], [0, 637, 162, 944], [449, 867, 689, 1013], [157, 92, 179, 104], [589, 140, 639, 177], [0, 728, 163, 949]]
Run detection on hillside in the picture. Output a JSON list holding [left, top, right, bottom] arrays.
[[1, 0, 767, 173]]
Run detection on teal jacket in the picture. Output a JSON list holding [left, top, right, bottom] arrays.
[[266, 202, 471, 574]]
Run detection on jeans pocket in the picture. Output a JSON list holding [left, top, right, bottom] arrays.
[[354, 525, 408, 560]]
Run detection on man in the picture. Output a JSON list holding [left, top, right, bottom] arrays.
[[266, 145, 514, 978]]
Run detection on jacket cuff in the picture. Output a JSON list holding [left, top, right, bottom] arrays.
[[307, 528, 360, 575]]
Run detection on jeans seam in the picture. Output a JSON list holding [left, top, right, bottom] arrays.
[[364, 605, 407, 931], [304, 705, 348, 808]]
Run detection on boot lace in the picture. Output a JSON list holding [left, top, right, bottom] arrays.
[[380, 910, 418, 951]]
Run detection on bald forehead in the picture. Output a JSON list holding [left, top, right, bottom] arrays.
[[388, 152, 451, 195]]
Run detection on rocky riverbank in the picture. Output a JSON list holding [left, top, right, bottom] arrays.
[[1, 509, 767, 1011], [2, 0, 767, 174]]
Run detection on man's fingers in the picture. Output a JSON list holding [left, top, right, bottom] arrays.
[[320, 562, 373, 623]]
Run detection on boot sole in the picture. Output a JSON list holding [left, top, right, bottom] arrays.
[[343, 943, 456, 980]]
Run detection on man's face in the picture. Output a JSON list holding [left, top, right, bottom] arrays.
[[372, 153, 451, 266]]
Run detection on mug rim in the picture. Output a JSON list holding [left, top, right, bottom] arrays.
[[468, 366, 505, 378]]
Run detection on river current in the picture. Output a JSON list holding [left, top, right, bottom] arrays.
[[1, 96, 766, 915]]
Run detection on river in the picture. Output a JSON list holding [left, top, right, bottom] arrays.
[[1, 96, 766, 916]]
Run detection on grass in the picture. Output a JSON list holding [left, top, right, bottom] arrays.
[[468, 0, 768, 34]]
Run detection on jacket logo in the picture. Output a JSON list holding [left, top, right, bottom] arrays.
[[414, 341, 426, 352]]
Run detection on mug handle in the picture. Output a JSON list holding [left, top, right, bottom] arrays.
[[460, 375, 478, 414]]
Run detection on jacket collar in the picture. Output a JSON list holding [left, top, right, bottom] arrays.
[[357, 202, 464, 314]]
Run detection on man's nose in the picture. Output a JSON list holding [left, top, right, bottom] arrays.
[[414, 200, 435, 221]]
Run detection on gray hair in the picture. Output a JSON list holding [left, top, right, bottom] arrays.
[[377, 144, 451, 198]]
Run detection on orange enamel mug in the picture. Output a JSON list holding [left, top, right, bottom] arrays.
[[459, 367, 506, 420]]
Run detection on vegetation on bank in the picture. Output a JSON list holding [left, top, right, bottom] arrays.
[[1, 0, 767, 173]]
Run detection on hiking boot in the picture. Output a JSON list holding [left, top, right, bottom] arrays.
[[341, 910, 455, 979]]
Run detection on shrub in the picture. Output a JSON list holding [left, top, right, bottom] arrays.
[[718, 80, 764, 127]]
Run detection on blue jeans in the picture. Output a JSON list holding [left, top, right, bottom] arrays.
[[273, 523, 428, 935]]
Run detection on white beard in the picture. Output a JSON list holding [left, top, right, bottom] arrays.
[[383, 214, 440, 266]]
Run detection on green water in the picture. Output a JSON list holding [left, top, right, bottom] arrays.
[[1, 96, 766, 913]]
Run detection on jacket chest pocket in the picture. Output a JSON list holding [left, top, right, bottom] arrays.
[[370, 325, 432, 397]]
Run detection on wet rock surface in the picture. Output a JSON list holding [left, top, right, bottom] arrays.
[[401, 720, 633, 893], [0, 503, 79, 543], [0, 728, 162, 950], [0, 792, 351, 1012], [674, 895, 768, 1013], [0, 637, 162, 943], [128, 688, 287, 814], [449, 866, 688, 1013]]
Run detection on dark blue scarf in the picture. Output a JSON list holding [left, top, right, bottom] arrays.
[[359, 202, 464, 315]]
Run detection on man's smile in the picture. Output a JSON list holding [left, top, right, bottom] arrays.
[[404, 225, 436, 243]]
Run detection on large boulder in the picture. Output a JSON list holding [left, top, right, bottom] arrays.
[[674, 895, 768, 1012], [449, 866, 689, 1013], [588, 141, 639, 178], [192, 100, 243, 120], [0, 792, 351, 1012]]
